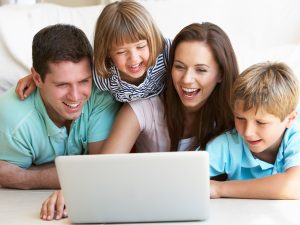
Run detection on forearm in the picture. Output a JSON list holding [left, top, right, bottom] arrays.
[[214, 169, 300, 200], [0, 161, 60, 189]]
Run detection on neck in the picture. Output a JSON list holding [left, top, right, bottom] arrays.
[[182, 111, 197, 138]]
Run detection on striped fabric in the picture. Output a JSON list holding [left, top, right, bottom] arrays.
[[93, 39, 171, 102]]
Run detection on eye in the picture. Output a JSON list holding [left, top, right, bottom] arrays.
[[80, 79, 90, 84], [173, 64, 185, 70], [196, 68, 207, 73], [56, 83, 67, 88], [116, 50, 126, 55], [137, 45, 146, 49], [256, 121, 267, 125], [235, 116, 245, 121]]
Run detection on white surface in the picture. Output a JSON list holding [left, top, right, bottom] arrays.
[[1, 0, 300, 95], [56, 152, 210, 223], [1, 188, 300, 225]]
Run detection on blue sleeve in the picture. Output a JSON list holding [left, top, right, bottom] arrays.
[[206, 133, 231, 177], [282, 124, 300, 170], [86, 85, 120, 143]]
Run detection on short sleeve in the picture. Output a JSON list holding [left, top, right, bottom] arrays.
[[0, 130, 33, 169], [206, 133, 231, 177], [281, 124, 300, 171], [86, 86, 120, 143]]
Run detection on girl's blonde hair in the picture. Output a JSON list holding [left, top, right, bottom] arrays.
[[232, 62, 299, 121], [94, 0, 165, 78]]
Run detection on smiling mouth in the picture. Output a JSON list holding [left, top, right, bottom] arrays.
[[129, 63, 143, 73], [247, 139, 262, 145], [63, 102, 80, 109], [182, 87, 200, 97]]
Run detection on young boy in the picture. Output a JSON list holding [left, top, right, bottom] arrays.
[[206, 62, 300, 199]]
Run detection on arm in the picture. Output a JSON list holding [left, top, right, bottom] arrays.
[[40, 190, 67, 221], [0, 160, 59, 189], [15, 73, 36, 100], [88, 140, 105, 154], [100, 103, 141, 154], [210, 166, 300, 200]]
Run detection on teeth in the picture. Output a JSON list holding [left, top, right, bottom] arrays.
[[182, 87, 198, 93], [64, 102, 80, 108], [130, 63, 141, 68]]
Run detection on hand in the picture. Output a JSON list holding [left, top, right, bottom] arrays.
[[210, 180, 222, 199], [40, 190, 67, 220], [15, 74, 36, 100]]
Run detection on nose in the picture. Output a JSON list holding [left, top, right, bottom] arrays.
[[243, 122, 256, 137], [129, 49, 139, 62], [182, 68, 195, 84], [68, 85, 80, 101]]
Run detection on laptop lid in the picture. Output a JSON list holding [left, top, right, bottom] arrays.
[[55, 151, 210, 223]]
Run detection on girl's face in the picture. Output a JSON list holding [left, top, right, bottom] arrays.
[[172, 41, 221, 112], [109, 40, 150, 85]]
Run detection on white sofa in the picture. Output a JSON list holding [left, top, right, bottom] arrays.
[[1, 0, 300, 94]]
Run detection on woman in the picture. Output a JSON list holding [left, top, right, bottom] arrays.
[[40, 22, 239, 220]]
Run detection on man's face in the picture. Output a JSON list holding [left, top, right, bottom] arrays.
[[33, 58, 92, 127]]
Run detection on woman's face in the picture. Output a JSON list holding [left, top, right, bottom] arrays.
[[172, 41, 221, 112]]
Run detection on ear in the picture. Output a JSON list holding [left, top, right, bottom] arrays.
[[286, 110, 298, 128], [31, 67, 43, 87]]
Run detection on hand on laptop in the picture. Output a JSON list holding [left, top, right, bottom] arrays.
[[40, 190, 67, 220]]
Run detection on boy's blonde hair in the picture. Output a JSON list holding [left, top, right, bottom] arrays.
[[94, 0, 165, 78], [232, 62, 299, 121]]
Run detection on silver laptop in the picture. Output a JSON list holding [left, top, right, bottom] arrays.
[[55, 151, 210, 223]]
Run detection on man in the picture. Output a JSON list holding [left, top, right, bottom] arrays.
[[0, 24, 119, 189]]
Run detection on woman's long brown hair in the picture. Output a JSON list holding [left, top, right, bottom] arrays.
[[164, 22, 239, 151]]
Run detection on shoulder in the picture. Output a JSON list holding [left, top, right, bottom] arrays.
[[86, 84, 119, 109], [0, 87, 36, 131], [206, 129, 243, 156], [129, 95, 163, 112]]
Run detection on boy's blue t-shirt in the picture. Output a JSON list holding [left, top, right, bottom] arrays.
[[206, 122, 300, 180]]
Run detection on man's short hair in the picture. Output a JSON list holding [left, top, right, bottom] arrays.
[[32, 24, 93, 81]]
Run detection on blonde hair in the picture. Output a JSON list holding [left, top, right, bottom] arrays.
[[94, 0, 165, 78], [232, 62, 299, 121]]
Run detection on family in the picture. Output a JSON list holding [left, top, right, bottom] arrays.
[[0, 0, 299, 221]]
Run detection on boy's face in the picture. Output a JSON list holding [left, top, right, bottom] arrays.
[[33, 58, 92, 128], [233, 100, 296, 159]]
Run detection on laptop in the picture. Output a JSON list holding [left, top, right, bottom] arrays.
[[55, 151, 210, 223]]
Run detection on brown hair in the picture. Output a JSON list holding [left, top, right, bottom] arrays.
[[32, 24, 93, 82], [232, 62, 299, 121], [164, 22, 239, 150], [94, 0, 165, 77]]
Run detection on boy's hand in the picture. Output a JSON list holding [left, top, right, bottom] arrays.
[[210, 180, 222, 199]]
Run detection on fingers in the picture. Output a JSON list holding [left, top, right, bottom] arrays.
[[40, 190, 67, 221], [23, 81, 36, 99], [15, 74, 35, 100], [55, 191, 67, 220]]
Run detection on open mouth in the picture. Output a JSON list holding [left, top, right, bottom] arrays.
[[63, 102, 80, 109], [182, 87, 200, 97], [128, 62, 143, 73]]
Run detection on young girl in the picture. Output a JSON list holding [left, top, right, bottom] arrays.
[[16, 0, 171, 102]]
